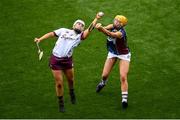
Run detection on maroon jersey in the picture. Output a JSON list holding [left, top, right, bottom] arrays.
[[107, 27, 130, 55]]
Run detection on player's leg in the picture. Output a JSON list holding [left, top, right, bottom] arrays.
[[119, 60, 130, 109], [64, 68, 76, 104], [96, 58, 117, 92], [51, 70, 65, 112], [102, 58, 117, 80]]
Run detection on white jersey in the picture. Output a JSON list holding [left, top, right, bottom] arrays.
[[52, 28, 83, 58]]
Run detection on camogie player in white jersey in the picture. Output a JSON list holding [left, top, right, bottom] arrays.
[[34, 13, 103, 112]]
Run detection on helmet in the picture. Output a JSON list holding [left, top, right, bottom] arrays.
[[114, 15, 128, 26], [73, 19, 85, 28]]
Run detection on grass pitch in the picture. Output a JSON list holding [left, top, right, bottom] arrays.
[[0, 0, 180, 118]]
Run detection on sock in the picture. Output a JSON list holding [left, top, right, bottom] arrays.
[[69, 89, 75, 97], [70, 89, 74, 94], [58, 96, 64, 105], [58, 96, 65, 112], [101, 79, 108, 85], [122, 91, 128, 103], [69, 89, 76, 104]]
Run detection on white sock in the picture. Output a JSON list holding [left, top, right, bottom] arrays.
[[122, 91, 128, 102]]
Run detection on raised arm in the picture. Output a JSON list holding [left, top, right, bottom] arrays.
[[96, 23, 122, 39], [81, 12, 104, 40], [34, 32, 56, 43]]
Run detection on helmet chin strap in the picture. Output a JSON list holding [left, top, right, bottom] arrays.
[[74, 28, 82, 34], [113, 24, 122, 30]]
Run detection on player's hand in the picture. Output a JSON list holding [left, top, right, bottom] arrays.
[[96, 14, 101, 19], [95, 23, 103, 30], [34, 38, 41, 43]]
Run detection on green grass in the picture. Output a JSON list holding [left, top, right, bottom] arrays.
[[0, 0, 180, 118]]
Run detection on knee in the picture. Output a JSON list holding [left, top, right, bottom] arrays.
[[55, 79, 63, 88], [120, 73, 127, 82], [56, 82, 63, 89]]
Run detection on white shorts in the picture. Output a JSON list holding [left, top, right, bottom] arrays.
[[107, 52, 131, 62]]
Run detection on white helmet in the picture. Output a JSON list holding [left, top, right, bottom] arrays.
[[73, 19, 85, 28]]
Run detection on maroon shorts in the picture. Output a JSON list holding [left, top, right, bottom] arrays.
[[49, 54, 73, 70]]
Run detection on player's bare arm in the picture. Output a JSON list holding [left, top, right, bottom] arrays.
[[96, 23, 122, 39], [34, 32, 56, 43], [104, 24, 113, 30], [82, 12, 104, 40]]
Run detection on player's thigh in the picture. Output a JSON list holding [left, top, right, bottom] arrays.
[[119, 60, 130, 76], [63, 68, 74, 81], [51, 70, 63, 82], [102, 58, 117, 75]]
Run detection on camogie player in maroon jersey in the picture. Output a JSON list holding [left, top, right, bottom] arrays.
[[95, 15, 131, 109]]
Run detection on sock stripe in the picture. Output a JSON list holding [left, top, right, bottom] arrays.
[[122, 91, 128, 94], [122, 99, 127, 102], [122, 95, 128, 98]]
